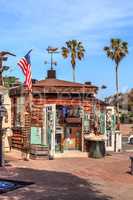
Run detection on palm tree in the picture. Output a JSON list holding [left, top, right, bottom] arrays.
[[62, 40, 85, 82], [104, 38, 128, 129]]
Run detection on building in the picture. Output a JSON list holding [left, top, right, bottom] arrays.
[[105, 90, 133, 123], [9, 70, 113, 158], [0, 86, 12, 152]]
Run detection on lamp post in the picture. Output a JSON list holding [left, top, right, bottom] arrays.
[[0, 51, 16, 167]]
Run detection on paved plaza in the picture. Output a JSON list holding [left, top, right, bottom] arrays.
[[0, 150, 133, 200]]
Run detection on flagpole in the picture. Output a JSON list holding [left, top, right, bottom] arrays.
[[17, 50, 33, 160], [27, 89, 32, 160]]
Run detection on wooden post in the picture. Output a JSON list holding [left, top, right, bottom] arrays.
[[22, 91, 32, 161], [0, 115, 4, 167], [81, 107, 84, 152], [130, 156, 133, 175]]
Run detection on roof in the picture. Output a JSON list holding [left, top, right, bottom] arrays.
[[9, 78, 98, 96], [34, 78, 98, 88]]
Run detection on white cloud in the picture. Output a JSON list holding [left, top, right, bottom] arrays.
[[0, 0, 133, 55]]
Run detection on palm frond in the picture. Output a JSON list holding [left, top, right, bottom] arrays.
[[77, 51, 84, 60], [104, 38, 128, 64], [61, 39, 85, 81], [61, 47, 69, 58], [104, 46, 109, 51]]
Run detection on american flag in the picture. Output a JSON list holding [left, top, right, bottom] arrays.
[[17, 50, 32, 91]]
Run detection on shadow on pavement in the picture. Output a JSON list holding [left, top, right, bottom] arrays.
[[1, 167, 112, 200]]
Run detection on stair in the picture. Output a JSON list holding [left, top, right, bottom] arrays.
[[30, 144, 49, 160]]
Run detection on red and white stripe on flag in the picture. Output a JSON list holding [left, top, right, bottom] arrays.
[[17, 56, 32, 91]]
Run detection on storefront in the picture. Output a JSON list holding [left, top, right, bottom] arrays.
[[43, 104, 82, 155], [10, 70, 113, 158]]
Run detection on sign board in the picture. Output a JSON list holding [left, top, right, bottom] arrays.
[[30, 127, 42, 144]]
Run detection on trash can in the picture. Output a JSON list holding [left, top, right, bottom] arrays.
[[89, 140, 105, 158]]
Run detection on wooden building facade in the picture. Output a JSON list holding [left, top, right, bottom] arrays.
[[9, 70, 107, 157]]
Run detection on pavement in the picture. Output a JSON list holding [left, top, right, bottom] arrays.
[[0, 150, 133, 200]]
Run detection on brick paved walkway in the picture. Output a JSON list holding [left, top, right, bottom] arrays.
[[0, 150, 133, 200]]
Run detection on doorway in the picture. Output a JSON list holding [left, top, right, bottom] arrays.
[[63, 126, 81, 150]]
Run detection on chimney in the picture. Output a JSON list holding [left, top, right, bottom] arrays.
[[47, 69, 56, 79], [32, 79, 38, 84], [85, 81, 91, 85]]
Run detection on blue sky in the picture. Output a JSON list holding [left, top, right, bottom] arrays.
[[0, 0, 133, 99]]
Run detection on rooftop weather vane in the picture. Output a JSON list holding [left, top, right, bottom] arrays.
[[44, 47, 60, 70]]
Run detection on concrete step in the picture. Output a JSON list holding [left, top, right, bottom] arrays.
[[30, 154, 48, 160], [30, 144, 49, 159], [30, 144, 48, 151]]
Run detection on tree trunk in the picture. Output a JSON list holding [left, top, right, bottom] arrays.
[[72, 67, 75, 82], [115, 64, 120, 130]]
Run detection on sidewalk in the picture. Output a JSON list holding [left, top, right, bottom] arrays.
[[0, 150, 133, 200]]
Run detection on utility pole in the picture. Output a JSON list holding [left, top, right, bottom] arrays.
[[0, 51, 16, 167]]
